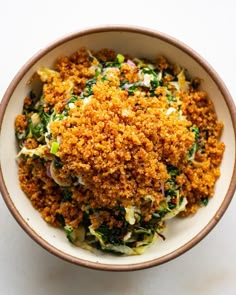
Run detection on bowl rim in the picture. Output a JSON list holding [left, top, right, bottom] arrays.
[[0, 24, 236, 271]]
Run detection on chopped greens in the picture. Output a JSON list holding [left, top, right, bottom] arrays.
[[201, 197, 209, 206], [117, 53, 125, 63], [56, 213, 65, 226], [64, 225, 75, 243], [83, 79, 96, 97], [62, 188, 72, 202], [167, 164, 181, 176], [167, 94, 177, 103], [53, 157, 63, 168], [50, 142, 59, 154], [188, 126, 201, 161]]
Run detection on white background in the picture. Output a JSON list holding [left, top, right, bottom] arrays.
[[0, 0, 236, 294]]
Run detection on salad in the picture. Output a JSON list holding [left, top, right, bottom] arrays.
[[15, 48, 224, 255]]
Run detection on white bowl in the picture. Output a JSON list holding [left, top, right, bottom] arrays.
[[0, 25, 236, 271]]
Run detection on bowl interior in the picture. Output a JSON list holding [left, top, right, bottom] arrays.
[[0, 27, 235, 270]]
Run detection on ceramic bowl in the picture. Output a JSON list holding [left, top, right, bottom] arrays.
[[0, 25, 236, 271]]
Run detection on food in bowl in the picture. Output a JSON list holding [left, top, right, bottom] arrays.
[[15, 47, 225, 255]]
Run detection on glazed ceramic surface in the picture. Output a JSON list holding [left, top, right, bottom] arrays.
[[0, 26, 235, 270]]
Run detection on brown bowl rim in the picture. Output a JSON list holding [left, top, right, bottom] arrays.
[[0, 25, 236, 271]]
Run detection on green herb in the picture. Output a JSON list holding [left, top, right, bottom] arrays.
[[94, 69, 102, 78], [54, 157, 63, 168], [40, 111, 50, 127], [32, 154, 40, 159], [141, 68, 156, 75], [52, 113, 63, 121], [201, 197, 209, 206], [64, 225, 74, 243], [50, 142, 59, 154], [188, 127, 201, 160], [179, 196, 184, 205], [56, 213, 65, 226], [163, 67, 175, 77], [116, 53, 125, 63], [167, 164, 180, 176], [191, 126, 200, 139], [119, 80, 127, 88], [31, 122, 44, 139], [188, 142, 199, 159], [83, 78, 96, 97], [152, 209, 168, 219], [88, 56, 94, 62], [22, 101, 51, 144], [166, 178, 176, 186], [141, 68, 159, 91], [168, 202, 177, 209], [62, 96, 79, 116], [167, 94, 177, 103], [127, 84, 140, 95], [62, 188, 72, 202], [67, 95, 78, 104], [96, 224, 123, 245], [150, 79, 159, 90], [104, 61, 120, 68], [96, 224, 110, 244], [101, 76, 107, 82], [165, 189, 177, 197], [134, 227, 152, 235], [29, 107, 50, 143], [62, 108, 69, 116], [15, 130, 26, 143]]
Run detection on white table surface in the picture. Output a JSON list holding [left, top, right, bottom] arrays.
[[0, 0, 236, 294]]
